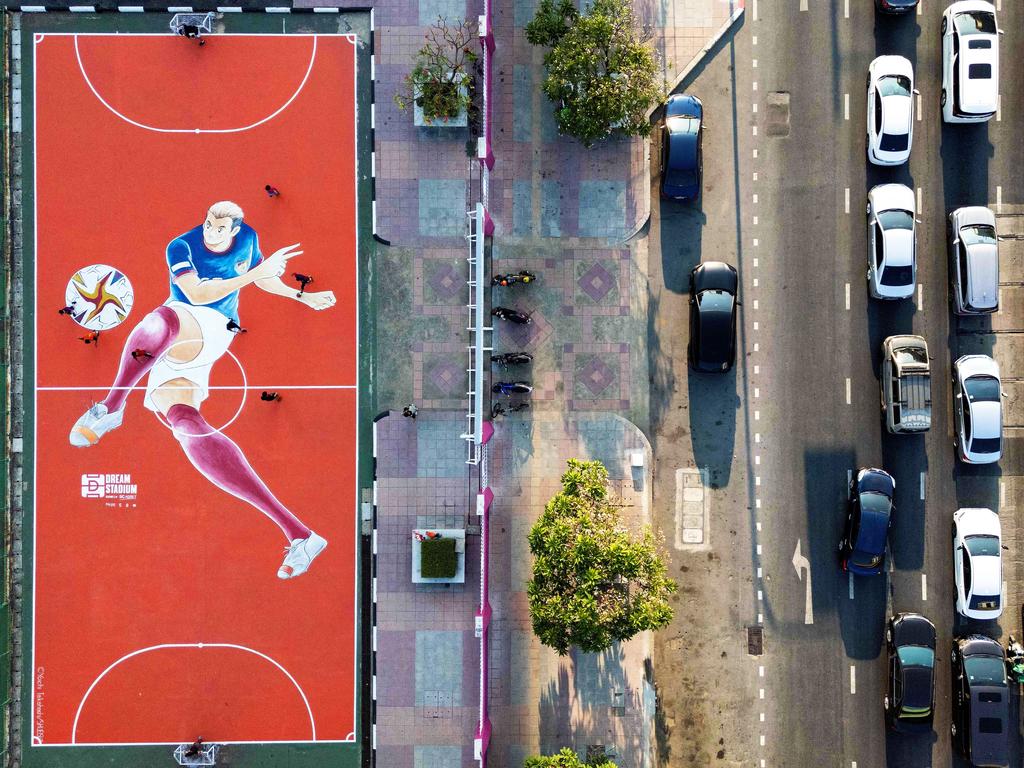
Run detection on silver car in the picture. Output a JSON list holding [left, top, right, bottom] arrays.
[[952, 354, 1003, 464], [949, 206, 998, 315], [868, 184, 917, 300]]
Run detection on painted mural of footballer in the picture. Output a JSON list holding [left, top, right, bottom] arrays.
[[69, 201, 336, 580]]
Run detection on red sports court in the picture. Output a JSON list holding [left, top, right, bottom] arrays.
[[30, 32, 359, 745]]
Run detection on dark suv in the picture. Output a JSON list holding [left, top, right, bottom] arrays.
[[839, 468, 894, 575], [688, 262, 738, 373], [885, 613, 935, 733], [951, 635, 1009, 767]]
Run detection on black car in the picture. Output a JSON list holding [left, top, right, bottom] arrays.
[[885, 613, 936, 733], [951, 635, 1009, 768], [876, 0, 918, 13], [839, 468, 894, 575], [688, 262, 738, 373], [661, 93, 703, 201]]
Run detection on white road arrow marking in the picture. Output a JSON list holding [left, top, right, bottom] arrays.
[[792, 539, 813, 625]]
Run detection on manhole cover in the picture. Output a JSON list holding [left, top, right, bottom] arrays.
[[747, 625, 764, 656], [765, 92, 790, 137]]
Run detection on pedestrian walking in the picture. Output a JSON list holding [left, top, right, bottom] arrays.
[[131, 349, 153, 361], [402, 403, 418, 419], [260, 391, 281, 402], [79, 331, 100, 346], [226, 318, 247, 334], [58, 305, 76, 315], [264, 184, 281, 198], [292, 272, 314, 297]]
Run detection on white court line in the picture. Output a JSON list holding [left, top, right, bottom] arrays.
[[38, 385, 358, 390], [844, 188, 850, 214], [72, 643, 317, 743], [844, 93, 849, 120], [850, 665, 856, 694], [848, 572, 854, 599], [921, 573, 928, 601], [73, 35, 319, 134], [917, 284, 923, 311], [920, 471, 926, 500], [845, 283, 850, 311], [845, 377, 851, 405]]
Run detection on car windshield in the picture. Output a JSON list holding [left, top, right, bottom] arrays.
[[965, 534, 1000, 557], [879, 132, 909, 152], [878, 209, 914, 230], [971, 437, 1001, 454], [894, 346, 927, 365], [964, 655, 1006, 685], [961, 224, 996, 246], [966, 375, 1000, 402], [878, 75, 911, 97], [881, 264, 913, 287], [897, 646, 935, 668], [954, 11, 996, 36]]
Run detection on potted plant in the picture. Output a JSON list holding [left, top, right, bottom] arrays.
[[395, 16, 478, 127]]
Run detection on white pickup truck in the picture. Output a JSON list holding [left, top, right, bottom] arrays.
[[881, 335, 931, 434]]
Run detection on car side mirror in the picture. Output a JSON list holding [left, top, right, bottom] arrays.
[[1002, 391, 1008, 399], [913, 89, 920, 95], [998, 28, 1004, 35], [916, 218, 922, 224], [952, 238, 960, 245], [956, 392, 963, 399], [735, 300, 743, 307]]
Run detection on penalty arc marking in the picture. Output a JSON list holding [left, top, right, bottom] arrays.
[[70, 642, 317, 744], [70, 34, 318, 134]]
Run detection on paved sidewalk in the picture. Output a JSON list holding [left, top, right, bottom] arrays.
[[373, 411, 656, 768]]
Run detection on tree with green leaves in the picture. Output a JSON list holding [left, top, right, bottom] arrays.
[[525, 0, 663, 147], [527, 459, 677, 655], [525, 747, 617, 768]]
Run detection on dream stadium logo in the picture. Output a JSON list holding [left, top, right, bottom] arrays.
[[65, 264, 135, 331], [81, 473, 138, 500]]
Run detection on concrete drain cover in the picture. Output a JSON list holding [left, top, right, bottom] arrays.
[[765, 92, 791, 137], [675, 467, 710, 548], [747, 625, 764, 656]]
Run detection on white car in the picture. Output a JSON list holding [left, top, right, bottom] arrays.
[[949, 205, 998, 315], [867, 56, 916, 166], [952, 354, 1003, 464], [953, 507, 1004, 620], [867, 184, 916, 299], [941, 0, 1001, 123]]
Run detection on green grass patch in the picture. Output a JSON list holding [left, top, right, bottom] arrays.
[[420, 538, 457, 578]]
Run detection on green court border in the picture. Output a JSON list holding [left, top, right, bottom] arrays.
[[12, 11, 374, 767]]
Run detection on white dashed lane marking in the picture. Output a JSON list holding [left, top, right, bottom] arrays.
[[844, 187, 850, 214], [850, 665, 856, 694], [848, 572, 854, 600], [920, 472, 926, 500], [917, 284, 923, 312], [846, 377, 851, 405], [921, 573, 928, 601], [845, 283, 850, 311], [844, 93, 849, 120]]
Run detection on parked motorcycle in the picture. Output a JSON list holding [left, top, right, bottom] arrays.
[[491, 401, 531, 417], [491, 352, 533, 369], [491, 307, 532, 324], [492, 381, 533, 396], [492, 270, 538, 286]]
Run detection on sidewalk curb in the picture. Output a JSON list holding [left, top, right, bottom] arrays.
[[658, 2, 746, 108], [624, 3, 745, 244]]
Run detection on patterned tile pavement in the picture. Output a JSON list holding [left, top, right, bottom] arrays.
[[314, 0, 750, 761]]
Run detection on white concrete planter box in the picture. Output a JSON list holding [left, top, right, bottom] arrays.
[[411, 528, 466, 583], [413, 78, 469, 128]]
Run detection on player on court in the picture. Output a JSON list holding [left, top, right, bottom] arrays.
[[69, 201, 336, 580]]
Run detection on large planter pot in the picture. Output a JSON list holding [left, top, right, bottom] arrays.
[[413, 77, 469, 128]]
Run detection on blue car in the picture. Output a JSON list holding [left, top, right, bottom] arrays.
[[661, 93, 703, 201], [839, 468, 894, 575]]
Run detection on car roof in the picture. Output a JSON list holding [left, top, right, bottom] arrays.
[[882, 230, 914, 267], [901, 665, 933, 709], [881, 95, 912, 136], [968, 554, 1002, 596], [697, 293, 734, 363], [968, 400, 1001, 440], [970, 685, 1009, 765], [667, 123, 698, 170], [966, 243, 998, 309], [854, 505, 890, 554]]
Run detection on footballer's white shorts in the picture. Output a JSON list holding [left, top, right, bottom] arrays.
[[143, 301, 235, 412]]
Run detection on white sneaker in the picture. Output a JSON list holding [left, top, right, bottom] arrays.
[[277, 532, 328, 580], [69, 402, 124, 447]]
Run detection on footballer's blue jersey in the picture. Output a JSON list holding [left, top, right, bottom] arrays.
[[165, 222, 263, 321]]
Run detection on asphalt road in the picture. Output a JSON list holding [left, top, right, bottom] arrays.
[[649, 1, 1024, 766]]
